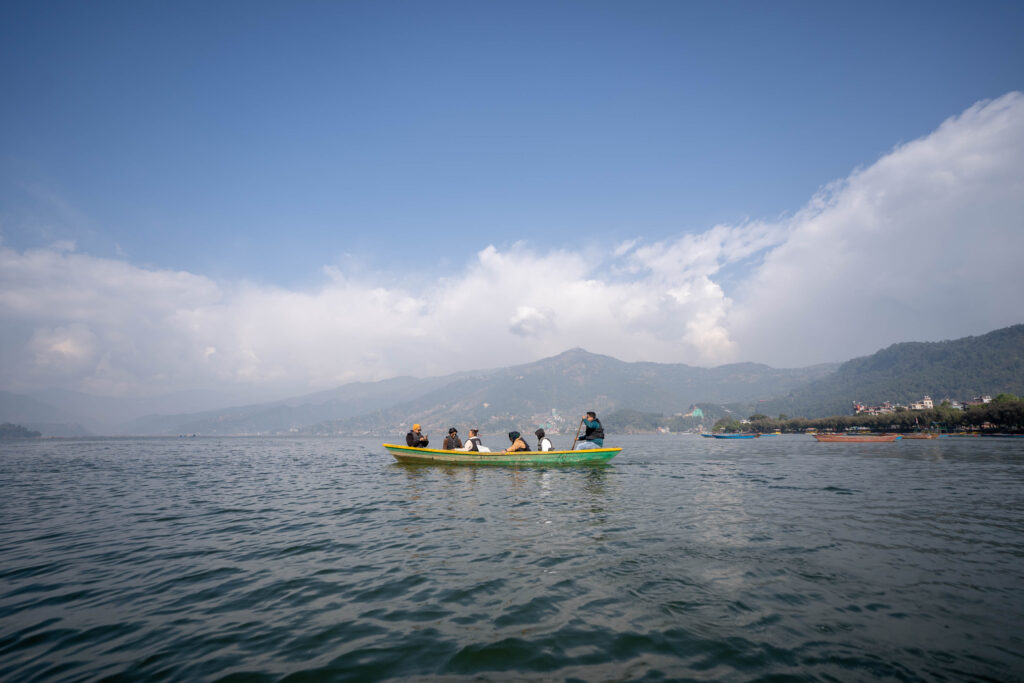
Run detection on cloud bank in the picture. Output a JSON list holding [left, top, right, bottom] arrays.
[[2, 93, 1023, 399]]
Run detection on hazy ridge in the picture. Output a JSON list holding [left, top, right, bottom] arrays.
[[3, 324, 1021, 436]]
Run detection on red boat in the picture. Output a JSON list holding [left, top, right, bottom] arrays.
[[813, 433, 902, 442]]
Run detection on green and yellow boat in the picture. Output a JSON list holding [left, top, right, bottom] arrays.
[[382, 443, 621, 466]]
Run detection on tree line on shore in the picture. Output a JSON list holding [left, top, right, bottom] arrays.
[[713, 395, 1024, 433], [0, 423, 42, 439]]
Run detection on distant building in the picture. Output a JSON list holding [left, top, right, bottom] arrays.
[[853, 401, 895, 415], [909, 396, 934, 411]]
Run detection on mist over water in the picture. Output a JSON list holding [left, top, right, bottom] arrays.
[[1, 435, 1022, 680]]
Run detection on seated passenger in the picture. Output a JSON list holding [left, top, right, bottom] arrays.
[[535, 428, 553, 451], [458, 428, 488, 452], [442, 427, 462, 450], [406, 423, 429, 448], [505, 431, 531, 452]]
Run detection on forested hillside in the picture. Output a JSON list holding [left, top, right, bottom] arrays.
[[755, 324, 1024, 418]]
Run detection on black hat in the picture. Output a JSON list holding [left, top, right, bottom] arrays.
[[535, 428, 545, 437], [448, 427, 458, 434], [508, 431, 520, 441]]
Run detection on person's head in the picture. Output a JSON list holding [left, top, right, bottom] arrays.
[[469, 429, 479, 436], [413, 423, 421, 431], [535, 428, 545, 438], [586, 411, 597, 419], [448, 427, 458, 435], [508, 431, 520, 442]]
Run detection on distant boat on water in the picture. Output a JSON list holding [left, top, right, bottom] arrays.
[[813, 434, 902, 442], [711, 433, 760, 439]]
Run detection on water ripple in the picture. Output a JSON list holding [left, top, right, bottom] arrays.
[[1, 435, 1023, 680]]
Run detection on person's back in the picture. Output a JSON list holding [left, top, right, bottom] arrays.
[[506, 431, 530, 452], [535, 428, 553, 451]]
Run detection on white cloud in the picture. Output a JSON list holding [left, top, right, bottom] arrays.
[[1, 93, 1022, 396], [727, 91, 1024, 365]]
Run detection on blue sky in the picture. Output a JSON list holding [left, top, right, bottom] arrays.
[[3, 1, 1021, 283], [1, 1, 1023, 402]]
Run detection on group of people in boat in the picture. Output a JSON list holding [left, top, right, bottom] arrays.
[[404, 412, 604, 453]]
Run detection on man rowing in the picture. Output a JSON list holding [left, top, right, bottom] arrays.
[[575, 411, 604, 449]]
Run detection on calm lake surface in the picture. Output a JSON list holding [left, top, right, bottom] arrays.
[[1, 434, 1022, 681]]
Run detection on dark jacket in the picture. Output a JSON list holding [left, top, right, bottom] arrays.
[[406, 430, 428, 448], [443, 434, 463, 450], [582, 418, 605, 445], [507, 437, 531, 452]]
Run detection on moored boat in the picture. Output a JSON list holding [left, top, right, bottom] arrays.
[[711, 433, 759, 439], [813, 433, 902, 442], [382, 443, 621, 465], [901, 433, 939, 439]]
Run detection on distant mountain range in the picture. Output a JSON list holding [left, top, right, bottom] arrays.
[[303, 349, 837, 438], [2, 324, 1021, 437]]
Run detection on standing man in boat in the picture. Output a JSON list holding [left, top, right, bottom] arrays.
[[535, 428, 553, 451], [406, 424, 429, 448], [575, 411, 604, 449], [442, 427, 462, 450]]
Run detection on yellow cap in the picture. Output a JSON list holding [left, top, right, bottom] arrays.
[[413, 423, 421, 430]]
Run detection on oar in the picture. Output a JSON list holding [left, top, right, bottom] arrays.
[[569, 417, 585, 451]]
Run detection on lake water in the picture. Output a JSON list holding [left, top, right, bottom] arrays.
[[1, 434, 1022, 681]]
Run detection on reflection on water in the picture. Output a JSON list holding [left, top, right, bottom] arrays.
[[0, 435, 1022, 681]]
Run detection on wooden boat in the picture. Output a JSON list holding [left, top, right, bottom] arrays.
[[901, 433, 939, 439], [711, 433, 759, 439], [813, 433, 902, 442], [382, 443, 621, 465]]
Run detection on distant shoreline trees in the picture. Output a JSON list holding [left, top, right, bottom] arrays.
[[606, 397, 1024, 434], [713, 395, 1024, 434], [0, 423, 42, 439]]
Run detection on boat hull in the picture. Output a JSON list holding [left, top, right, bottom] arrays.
[[383, 443, 621, 465], [813, 434, 902, 442], [711, 434, 759, 439]]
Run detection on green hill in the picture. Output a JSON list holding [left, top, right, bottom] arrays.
[[754, 324, 1024, 418]]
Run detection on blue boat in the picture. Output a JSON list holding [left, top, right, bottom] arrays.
[[711, 433, 760, 439]]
